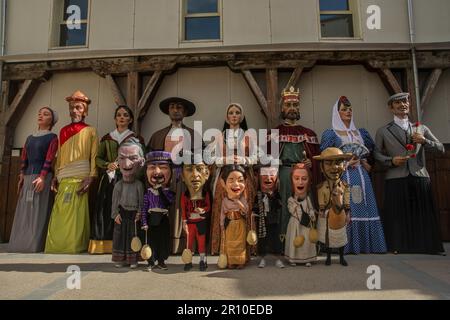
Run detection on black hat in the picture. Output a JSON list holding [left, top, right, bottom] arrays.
[[159, 97, 196, 117]]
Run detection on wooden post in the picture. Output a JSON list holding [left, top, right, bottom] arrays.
[[126, 72, 140, 134], [266, 68, 279, 128], [421, 68, 443, 113], [241, 70, 269, 125], [376, 68, 403, 95], [105, 75, 126, 107]]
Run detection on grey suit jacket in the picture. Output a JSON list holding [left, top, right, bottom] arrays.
[[374, 121, 445, 180]]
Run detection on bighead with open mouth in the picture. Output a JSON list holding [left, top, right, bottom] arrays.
[[291, 164, 311, 199], [259, 167, 278, 194], [147, 164, 172, 188], [223, 169, 246, 200]]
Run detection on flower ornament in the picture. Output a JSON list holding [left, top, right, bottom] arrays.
[[405, 143, 416, 158]]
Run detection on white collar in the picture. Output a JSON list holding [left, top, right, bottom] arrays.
[[393, 116, 410, 131], [110, 129, 133, 145]]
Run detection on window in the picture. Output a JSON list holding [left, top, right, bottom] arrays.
[[51, 0, 89, 48], [319, 0, 359, 38], [183, 0, 221, 41]]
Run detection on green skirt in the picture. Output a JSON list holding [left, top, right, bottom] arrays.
[[45, 178, 90, 254]]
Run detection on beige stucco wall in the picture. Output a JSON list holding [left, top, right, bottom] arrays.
[[222, 0, 271, 46], [5, 0, 52, 55], [270, 0, 319, 43], [5, 0, 450, 55], [359, 0, 410, 43], [88, 0, 135, 50], [413, 0, 450, 43], [134, 0, 179, 49]]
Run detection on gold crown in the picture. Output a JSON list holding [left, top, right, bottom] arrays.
[[281, 86, 300, 103]]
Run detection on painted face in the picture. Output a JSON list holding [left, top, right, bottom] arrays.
[[225, 171, 246, 199], [338, 103, 353, 123], [182, 164, 210, 196], [282, 101, 300, 120], [69, 101, 87, 122], [292, 168, 310, 199], [322, 159, 345, 181], [118, 145, 143, 182], [227, 105, 242, 127], [147, 163, 172, 188], [168, 103, 186, 122], [115, 107, 133, 129], [259, 167, 278, 194], [37, 107, 53, 129], [390, 99, 410, 118]]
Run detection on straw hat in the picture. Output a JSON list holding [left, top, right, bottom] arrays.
[[312, 147, 353, 161]]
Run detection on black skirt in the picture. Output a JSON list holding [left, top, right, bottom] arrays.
[[112, 207, 139, 264], [382, 175, 444, 254], [91, 174, 115, 240]]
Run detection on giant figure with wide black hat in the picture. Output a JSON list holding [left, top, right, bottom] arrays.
[[146, 97, 201, 254]]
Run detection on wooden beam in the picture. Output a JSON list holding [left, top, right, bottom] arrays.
[[0, 79, 43, 175], [1, 81, 9, 114], [6, 51, 449, 80], [241, 70, 269, 121], [105, 75, 126, 106], [137, 70, 163, 120], [406, 68, 419, 123], [266, 68, 279, 128], [376, 68, 403, 95], [286, 67, 304, 90], [4, 80, 39, 126], [126, 72, 140, 133], [421, 68, 443, 111]]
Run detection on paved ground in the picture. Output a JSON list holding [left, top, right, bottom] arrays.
[[0, 243, 449, 300]]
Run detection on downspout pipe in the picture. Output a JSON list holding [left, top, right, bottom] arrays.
[[407, 0, 422, 122], [0, 0, 6, 111]]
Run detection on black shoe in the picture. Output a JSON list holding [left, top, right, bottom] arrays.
[[325, 258, 331, 266], [158, 262, 168, 270], [199, 261, 207, 271], [340, 258, 348, 267], [148, 260, 155, 267], [184, 263, 193, 271]]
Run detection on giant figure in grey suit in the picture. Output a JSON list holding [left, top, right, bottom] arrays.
[[374, 92, 445, 255]]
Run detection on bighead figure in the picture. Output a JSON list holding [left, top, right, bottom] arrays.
[[181, 162, 211, 272], [313, 147, 352, 266], [111, 139, 145, 269], [141, 151, 175, 271], [284, 164, 317, 267]]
